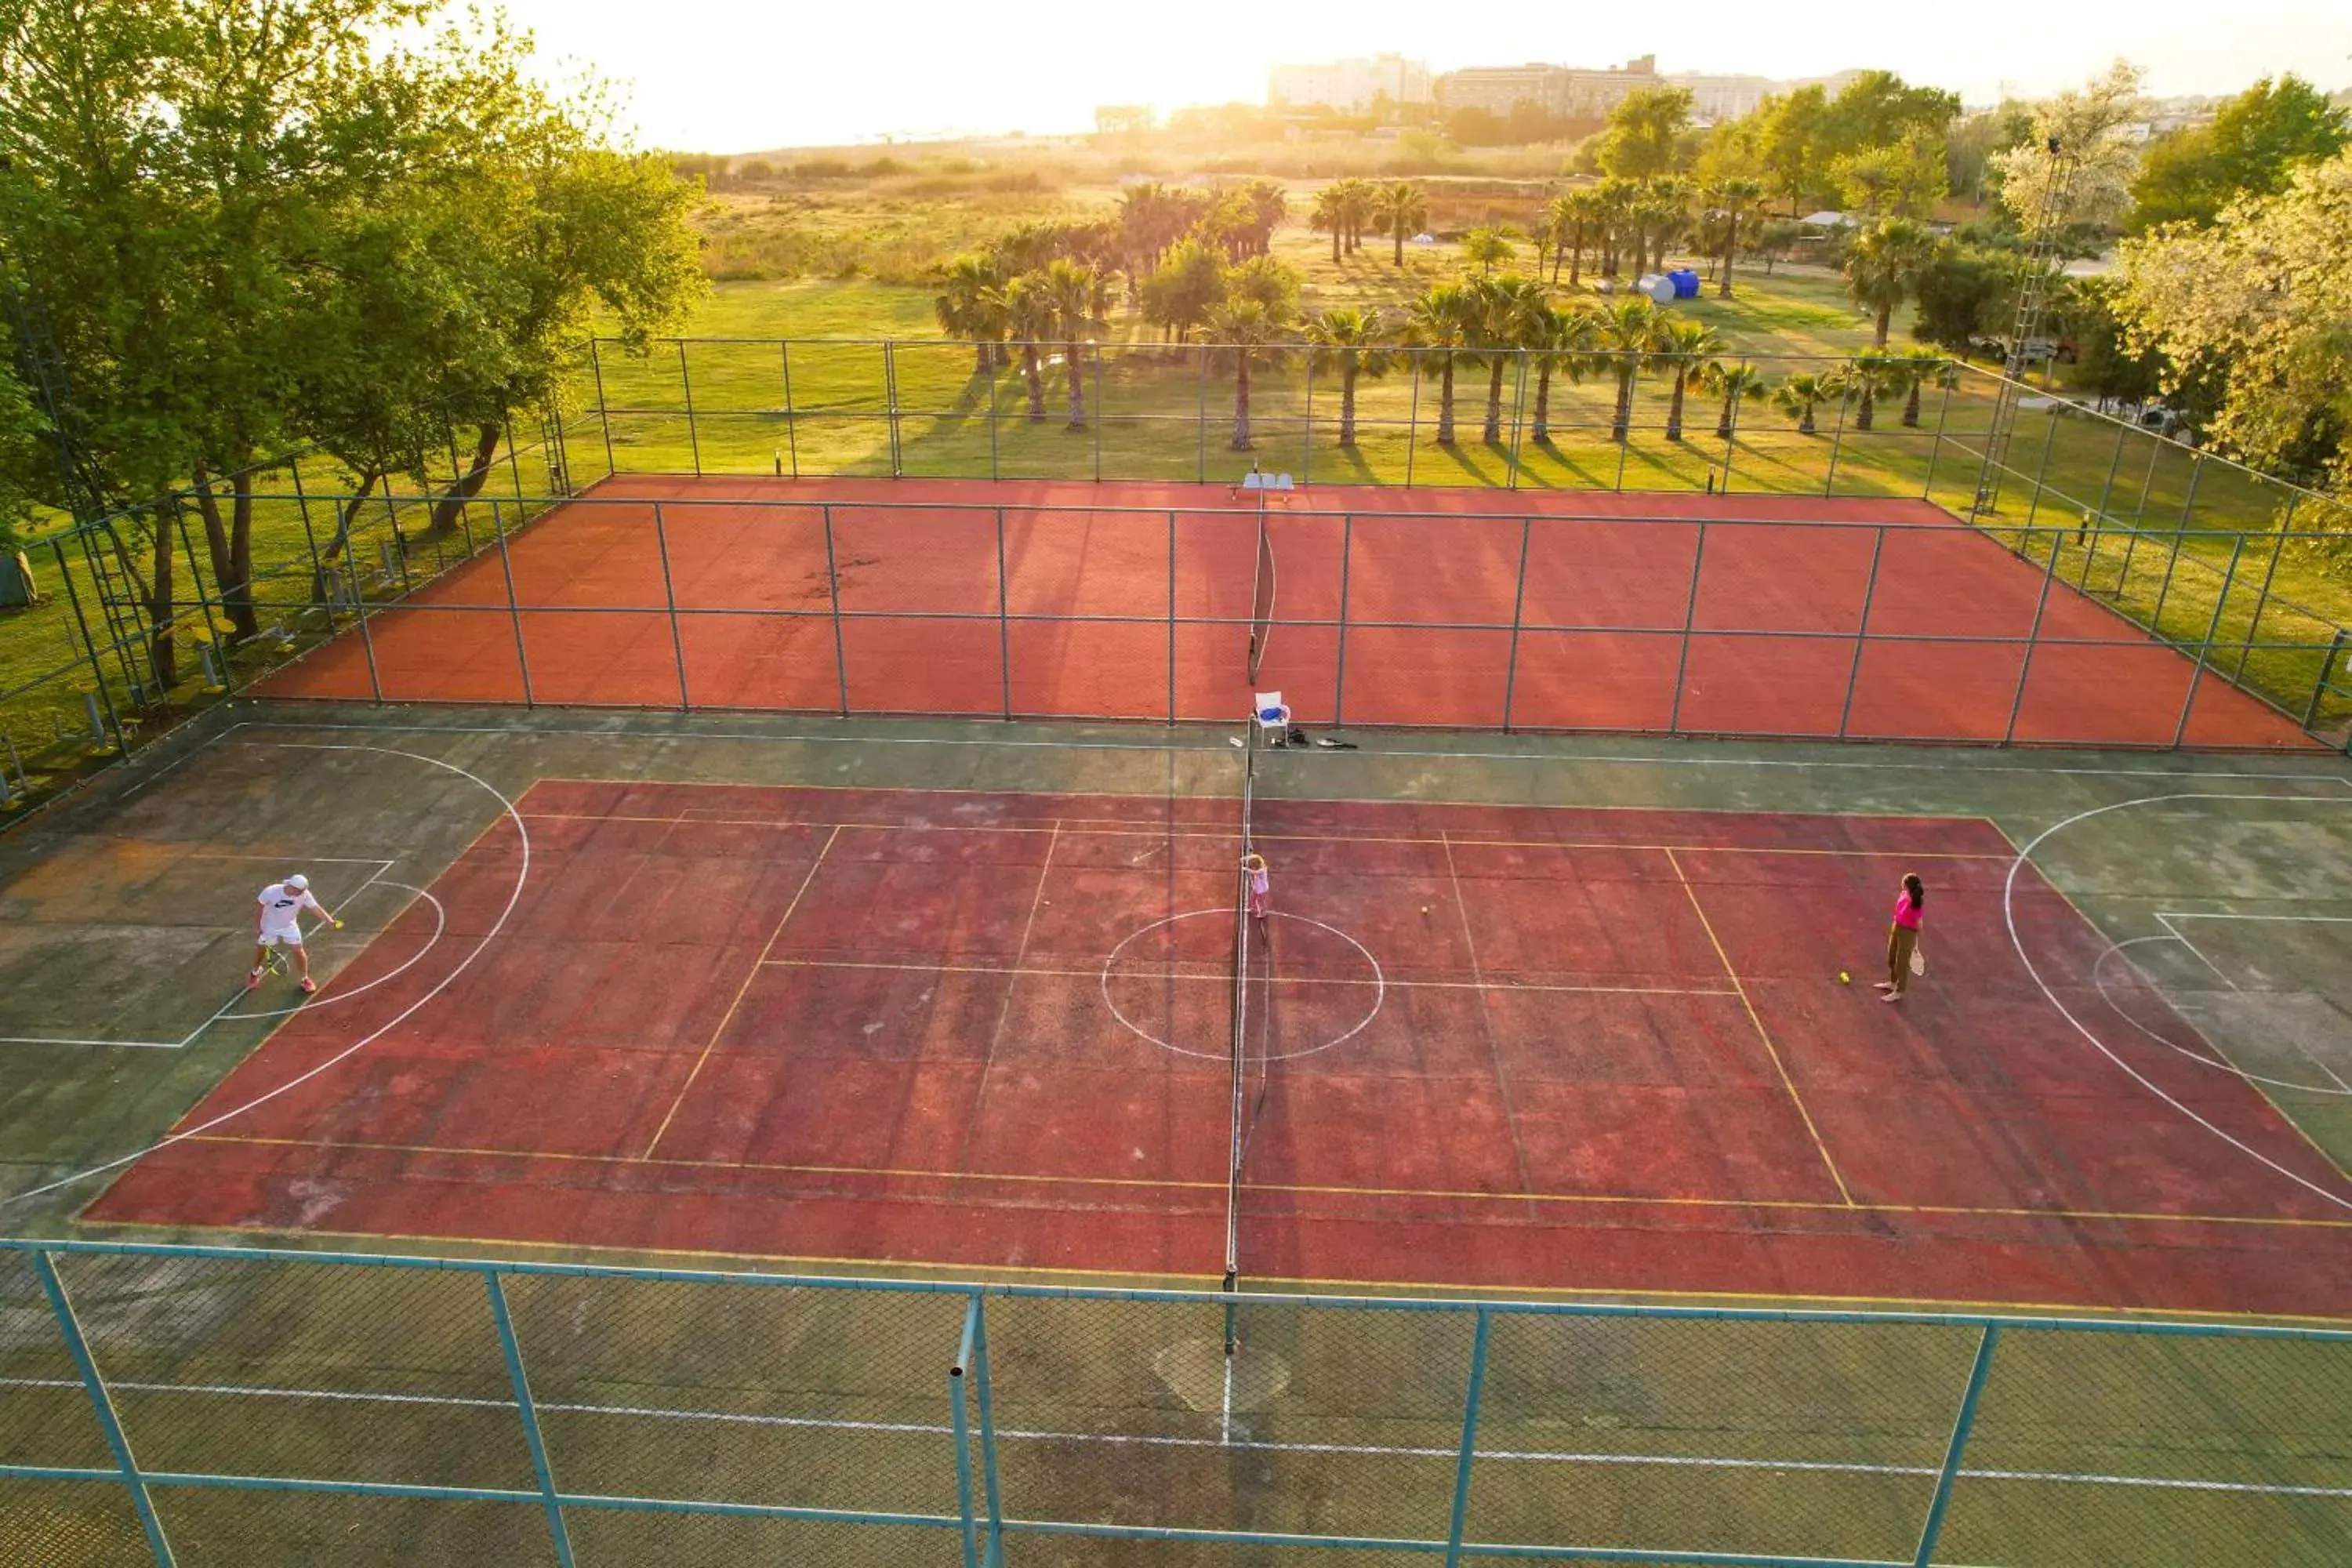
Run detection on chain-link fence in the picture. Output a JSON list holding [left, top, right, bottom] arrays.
[[2, 1240, 2346, 1566]]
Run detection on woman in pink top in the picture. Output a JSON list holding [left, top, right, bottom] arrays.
[[1879, 873, 1925, 1002]]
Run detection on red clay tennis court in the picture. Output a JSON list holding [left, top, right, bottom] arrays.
[[257, 476, 2316, 750], [85, 775, 2351, 1319]]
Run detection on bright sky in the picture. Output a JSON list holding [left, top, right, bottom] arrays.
[[496, 0, 2352, 153]]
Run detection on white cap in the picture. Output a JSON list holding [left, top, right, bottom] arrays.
[[286, 873, 308, 891]]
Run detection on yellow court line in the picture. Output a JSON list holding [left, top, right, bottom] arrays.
[[639, 824, 840, 1160], [178, 1133, 2352, 1231], [756, 956, 1739, 1000], [957, 820, 1060, 1169], [70, 1213, 2352, 1328], [1439, 829, 1539, 1202], [1665, 845, 1857, 1207]]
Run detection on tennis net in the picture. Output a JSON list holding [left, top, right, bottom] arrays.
[[1246, 507, 1276, 681], [1222, 717, 1258, 1294]]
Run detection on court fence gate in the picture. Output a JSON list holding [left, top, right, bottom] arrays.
[[2, 1238, 2347, 1566]]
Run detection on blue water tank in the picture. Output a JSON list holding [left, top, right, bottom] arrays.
[[1668, 268, 1701, 299]]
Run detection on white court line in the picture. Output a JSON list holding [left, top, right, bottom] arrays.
[[0, 744, 532, 1208], [1, 1374, 2342, 1501], [2090, 939, 2352, 1099], [2157, 912, 2352, 923], [2003, 792, 2352, 1212], [2152, 913, 2238, 992]]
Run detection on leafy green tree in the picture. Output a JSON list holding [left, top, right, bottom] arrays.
[[1702, 361, 1769, 439], [1207, 295, 1296, 451], [1040, 258, 1102, 430], [1304, 307, 1394, 447], [2063, 278, 2163, 411], [1759, 86, 1831, 215], [1461, 225, 1519, 276], [1377, 180, 1429, 267], [2128, 76, 2349, 230], [1139, 237, 1226, 342], [0, 357, 42, 550], [1773, 372, 1835, 434], [1832, 129, 1949, 218], [1994, 63, 2147, 235], [1843, 218, 1944, 346], [1910, 250, 2010, 352], [1595, 299, 1662, 442], [1655, 319, 1726, 441], [1598, 86, 1696, 180], [1820, 71, 1960, 155], [1405, 283, 1480, 445], [1225, 254, 1301, 314]]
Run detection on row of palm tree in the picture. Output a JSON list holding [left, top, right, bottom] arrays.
[[935, 256, 1110, 429]]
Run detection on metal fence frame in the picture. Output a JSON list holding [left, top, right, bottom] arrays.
[[5, 1237, 2347, 1566]]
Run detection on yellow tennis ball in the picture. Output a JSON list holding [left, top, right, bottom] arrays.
[[1838, 971, 1851, 984]]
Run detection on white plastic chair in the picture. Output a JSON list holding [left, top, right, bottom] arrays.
[[1254, 691, 1290, 744]]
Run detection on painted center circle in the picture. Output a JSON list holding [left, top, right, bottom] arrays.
[[1100, 908, 1385, 1062]]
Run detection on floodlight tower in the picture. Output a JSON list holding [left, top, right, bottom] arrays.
[[1971, 136, 2079, 518]]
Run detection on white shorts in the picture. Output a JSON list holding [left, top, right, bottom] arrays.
[[258, 926, 303, 949]]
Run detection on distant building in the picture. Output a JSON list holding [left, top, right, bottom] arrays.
[[1562, 56, 1662, 117], [1666, 73, 1777, 122], [1439, 56, 1869, 125], [1267, 55, 1432, 114]]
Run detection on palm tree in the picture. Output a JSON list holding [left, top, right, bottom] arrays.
[[1332, 178, 1377, 255], [1469, 275, 1545, 443], [1207, 296, 1296, 451], [1544, 190, 1601, 287], [1462, 226, 1519, 278], [1773, 372, 1834, 436], [1242, 180, 1288, 257], [1702, 361, 1769, 440], [1377, 180, 1429, 267], [1842, 218, 1944, 347], [1405, 282, 1479, 445], [1595, 299, 1661, 443], [1524, 299, 1599, 445], [1305, 307, 1393, 447], [1041, 258, 1103, 430], [935, 254, 1005, 375], [1643, 176, 1696, 274], [1708, 179, 1764, 299], [1594, 176, 1639, 277], [1000, 274, 1054, 421], [1835, 350, 1898, 433], [1889, 347, 1955, 427], [1311, 185, 1348, 264], [1655, 320, 1726, 442]]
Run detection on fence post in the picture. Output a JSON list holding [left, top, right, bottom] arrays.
[[2002, 529, 2063, 745], [1501, 517, 1531, 731], [1334, 513, 1354, 726], [2173, 530, 2247, 748], [780, 341, 801, 478], [970, 1294, 1006, 1566], [33, 1251, 176, 1566], [1668, 521, 1708, 734], [1300, 347, 1314, 487], [1838, 524, 1888, 739], [2114, 437, 2165, 589], [1167, 510, 1178, 725], [1719, 363, 1748, 492], [2302, 628, 2346, 732], [489, 501, 535, 707], [1920, 366, 1955, 501], [822, 504, 850, 716], [485, 1271, 577, 1568], [49, 538, 132, 746], [884, 340, 903, 477], [1443, 1307, 1494, 1568], [996, 506, 1012, 720], [1612, 363, 1635, 492], [951, 1294, 985, 1568], [1504, 352, 1529, 492], [1820, 370, 1852, 498], [1912, 1323, 2000, 1568], [677, 340, 702, 477], [987, 352, 1001, 481], [2233, 496, 2294, 682], [2091, 418, 2130, 541], [589, 338, 617, 475], [2023, 402, 2061, 533], [2151, 456, 2205, 632], [168, 497, 221, 688], [289, 455, 335, 632], [1196, 345, 1208, 485], [1091, 344, 1104, 483], [652, 503, 691, 711], [1405, 355, 1420, 488]]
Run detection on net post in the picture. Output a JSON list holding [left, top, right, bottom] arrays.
[[2002, 527, 2063, 745], [781, 341, 801, 478], [1838, 523, 1888, 739], [1668, 521, 1707, 734], [590, 337, 617, 476], [489, 499, 535, 707], [33, 1250, 177, 1566], [1912, 1324, 2000, 1568], [996, 505, 1012, 720], [2172, 528, 2246, 748], [677, 339, 702, 477], [1501, 516, 1531, 731], [1334, 513, 1353, 728], [1443, 1306, 1494, 1568], [821, 503, 850, 716], [652, 501, 691, 711]]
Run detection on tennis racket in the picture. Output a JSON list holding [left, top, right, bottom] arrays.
[[260, 946, 289, 977], [1909, 946, 1927, 978]]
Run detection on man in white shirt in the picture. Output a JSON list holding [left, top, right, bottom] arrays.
[[249, 873, 340, 995]]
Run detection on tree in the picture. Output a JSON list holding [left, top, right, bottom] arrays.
[[1884, 347, 1956, 426], [1910, 250, 2011, 352], [1598, 86, 1695, 181], [1655, 320, 1726, 441], [1759, 86, 1831, 214], [1304, 307, 1394, 447], [1523, 300, 1598, 445], [1773, 372, 1835, 435], [1000, 274, 1054, 419], [1225, 254, 1301, 314], [1707, 179, 1764, 296], [2115, 149, 2352, 506], [1993, 63, 2148, 235], [1833, 350, 1898, 431], [935, 253, 1007, 374], [1207, 295, 1295, 451], [1461, 225, 1519, 277], [1139, 237, 1226, 343], [1040, 258, 1102, 430], [1820, 71, 1960, 154], [1405, 283, 1480, 445], [1832, 129, 1948, 218], [1544, 190, 1602, 286], [1377, 180, 1429, 267], [1332, 178, 1378, 254], [1311, 184, 1348, 263], [1843, 218, 1944, 346], [1702, 361, 1769, 440], [2063, 278, 2163, 411], [1470, 276, 1544, 442], [2128, 76, 2349, 230], [1595, 299, 1662, 442]]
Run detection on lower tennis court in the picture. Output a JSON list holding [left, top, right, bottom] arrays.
[[67, 723, 2350, 1321], [254, 476, 2320, 750]]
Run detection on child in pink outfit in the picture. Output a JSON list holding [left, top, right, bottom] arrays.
[[1878, 873, 1925, 1001], [1245, 854, 1270, 920]]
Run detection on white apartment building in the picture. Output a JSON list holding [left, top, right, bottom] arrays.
[[1268, 55, 1435, 114]]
